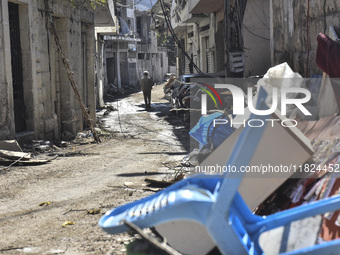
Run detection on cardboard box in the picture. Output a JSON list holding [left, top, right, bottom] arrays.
[[199, 110, 314, 210]]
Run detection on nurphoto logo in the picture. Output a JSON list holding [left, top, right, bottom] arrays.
[[200, 84, 312, 128]]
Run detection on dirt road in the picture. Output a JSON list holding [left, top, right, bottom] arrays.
[[0, 85, 190, 254]]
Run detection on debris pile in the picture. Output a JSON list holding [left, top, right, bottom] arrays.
[[98, 61, 340, 254]]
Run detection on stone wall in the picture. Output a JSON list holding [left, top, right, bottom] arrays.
[[0, 0, 95, 141], [272, 0, 340, 77], [0, 0, 16, 139]]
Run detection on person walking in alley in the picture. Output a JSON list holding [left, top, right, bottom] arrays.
[[140, 70, 154, 109]]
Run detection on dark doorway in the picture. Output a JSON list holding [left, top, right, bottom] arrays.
[[8, 3, 26, 132], [179, 38, 186, 76], [106, 56, 116, 85]]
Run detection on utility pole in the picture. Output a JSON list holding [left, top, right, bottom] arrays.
[[224, 0, 231, 77], [224, 0, 248, 78]]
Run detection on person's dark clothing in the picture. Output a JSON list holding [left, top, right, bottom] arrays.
[[316, 33, 340, 109], [140, 76, 154, 109]]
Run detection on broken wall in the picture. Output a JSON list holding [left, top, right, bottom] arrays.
[[272, 0, 340, 77]]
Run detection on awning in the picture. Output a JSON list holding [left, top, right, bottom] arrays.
[[188, 0, 224, 14], [103, 35, 141, 42]]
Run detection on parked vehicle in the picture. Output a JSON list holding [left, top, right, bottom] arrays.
[[163, 74, 176, 101], [162, 73, 176, 83], [169, 74, 205, 110], [168, 73, 227, 113]]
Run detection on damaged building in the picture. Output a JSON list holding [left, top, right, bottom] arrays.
[[95, 0, 141, 107], [94, 0, 175, 108], [135, 8, 175, 82], [0, 0, 96, 141]]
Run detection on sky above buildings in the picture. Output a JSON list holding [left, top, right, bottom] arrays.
[[135, 0, 157, 11]]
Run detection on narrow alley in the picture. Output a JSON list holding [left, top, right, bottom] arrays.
[[0, 85, 190, 254], [1, 0, 340, 254]]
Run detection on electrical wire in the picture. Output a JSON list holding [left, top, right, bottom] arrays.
[[260, 0, 270, 28], [0, 153, 31, 171], [159, 0, 206, 76], [323, 0, 327, 34], [225, 1, 247, 53], [248, 0, 269, 28], [306, 0, 310, 78], [242, 24, 270, 41], [116, 0, 144, 8]]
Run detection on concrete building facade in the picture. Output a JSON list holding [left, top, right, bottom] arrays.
[[0, 0, 96, 141], [94, 0, 117, 107], [95, 0, 141, 106], [136, 10, 170, 83], [103, 0, 140, 91], [170, 0, 271, 77], [94, 0, 173, 103], [271, 0, 340, 77]]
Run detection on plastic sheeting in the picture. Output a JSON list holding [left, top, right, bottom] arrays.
[[256, 62, 305, 118], [189, 112, 234, 149]]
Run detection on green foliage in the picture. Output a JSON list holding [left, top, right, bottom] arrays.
[[157, 32, 175, 47], [69, 0, 107, 9], [90, 0, 107, 9]]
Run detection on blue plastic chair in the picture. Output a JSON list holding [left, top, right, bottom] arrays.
[[99, 88, 340, 254]]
